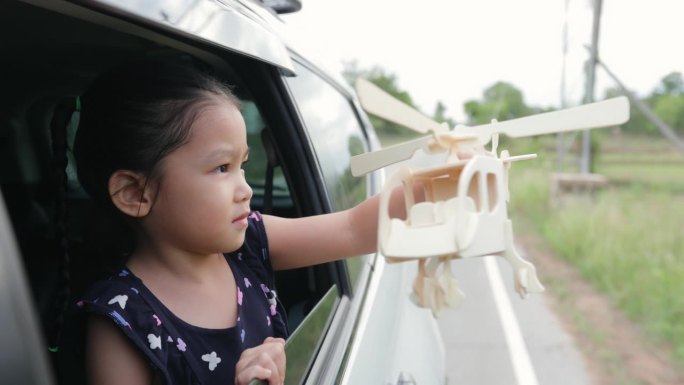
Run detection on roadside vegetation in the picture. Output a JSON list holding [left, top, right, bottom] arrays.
[[343, 63, 684, 369], [507, 133, 684, 367]]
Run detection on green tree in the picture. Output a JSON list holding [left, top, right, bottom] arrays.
[[651, 72, 684, 135], [610, 72, 684, 135], [653, 95, 684, 135], [432, 101, 456, 127], [461, 81, 563, 157], [463, 81, 532, 125], [654, 71, 684, 97], [342, 61, 422, 141], [603, 86, 655, 134]]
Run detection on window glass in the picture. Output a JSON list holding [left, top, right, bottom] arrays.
[[241, 101, 290, 202], [248, 287, 339, 385], [282, 286, 338, 385], [285, 62, 370, 289]]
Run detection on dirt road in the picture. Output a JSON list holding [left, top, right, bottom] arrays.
[[517, 230, 684, 385]]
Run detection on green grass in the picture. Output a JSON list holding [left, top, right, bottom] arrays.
[[506, 133, 684, 366]]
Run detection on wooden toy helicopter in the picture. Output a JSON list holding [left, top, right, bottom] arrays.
[[351, 79, 630, 316]]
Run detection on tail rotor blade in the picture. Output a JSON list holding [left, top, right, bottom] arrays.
[[356, 78, 443, 134], [351, 136, 433, 176], [459, 96, 630, 143]]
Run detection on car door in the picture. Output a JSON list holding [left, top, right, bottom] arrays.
[[0, 192, 55, 385], [277, 58, 378, 384]]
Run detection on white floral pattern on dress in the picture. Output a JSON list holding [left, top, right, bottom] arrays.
[[147, 334, 161, 350], [108, 294, 128, 309], [201, 352, 221, 371]]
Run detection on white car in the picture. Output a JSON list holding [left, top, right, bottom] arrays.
[[0, 1, 445, 384]]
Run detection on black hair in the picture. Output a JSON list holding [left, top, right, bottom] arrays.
[[74, 57, 240, 256]]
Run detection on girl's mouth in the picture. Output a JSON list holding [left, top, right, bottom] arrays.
[[232, 212, 250, 226]]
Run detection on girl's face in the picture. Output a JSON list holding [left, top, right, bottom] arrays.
[[142, 98, 253, 255]]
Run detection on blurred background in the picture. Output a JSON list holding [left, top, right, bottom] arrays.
[[284, 1, 684, 383]]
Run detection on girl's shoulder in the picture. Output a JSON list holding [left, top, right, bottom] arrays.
[[77, 268, 155, 329], [77, 266, 184, 356], [76, 269, 193, 383], [234, 211, 272, 273]]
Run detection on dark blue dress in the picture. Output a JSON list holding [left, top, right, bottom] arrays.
[[78, 212, 288, 385]]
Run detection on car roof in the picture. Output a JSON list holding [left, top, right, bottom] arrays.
[[37, 0, 356, 97], [52, 0, 297, 75]]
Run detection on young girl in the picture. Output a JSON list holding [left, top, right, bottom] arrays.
[[73, 57, 404, 385]]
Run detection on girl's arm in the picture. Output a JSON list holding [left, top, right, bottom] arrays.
[[86, 315, 153, 385], [264, 188, 412, 271]]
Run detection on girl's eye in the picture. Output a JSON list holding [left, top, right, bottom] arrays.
[[216, 164, 229, 173]]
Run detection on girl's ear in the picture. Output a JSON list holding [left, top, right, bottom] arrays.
[[108, 170, 154, 217]]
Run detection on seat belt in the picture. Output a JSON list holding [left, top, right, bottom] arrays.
[[260, 128, 279, 215]]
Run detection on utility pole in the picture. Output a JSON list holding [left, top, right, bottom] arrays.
[[580, 0, 603, 174], [557, 0, 570, 172]]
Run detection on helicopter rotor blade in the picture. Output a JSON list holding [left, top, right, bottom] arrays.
[[456, 96, 630, 144], [351, 135, 433, 176], [356, 78, 444, 134]]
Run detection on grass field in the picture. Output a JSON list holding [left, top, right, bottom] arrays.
[[506, 133, 684, 366]]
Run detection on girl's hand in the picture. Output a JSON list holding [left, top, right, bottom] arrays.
[[235, 337, 286, 385]]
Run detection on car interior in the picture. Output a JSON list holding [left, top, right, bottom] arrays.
[[1, 2, 348, 382]]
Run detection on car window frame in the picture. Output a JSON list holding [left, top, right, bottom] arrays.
[[283, 58, 376, 291], [271, 55, 381, 384]]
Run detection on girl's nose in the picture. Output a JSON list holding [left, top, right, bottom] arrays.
[[236, 170, 253, 202]]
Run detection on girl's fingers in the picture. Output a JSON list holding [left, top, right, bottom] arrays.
[[261, 338, 286, 373], [235, 339, 286, 385], [264, 337, 286, 345], [262, 338, 286, 384], [234, 365, 274, 385]]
